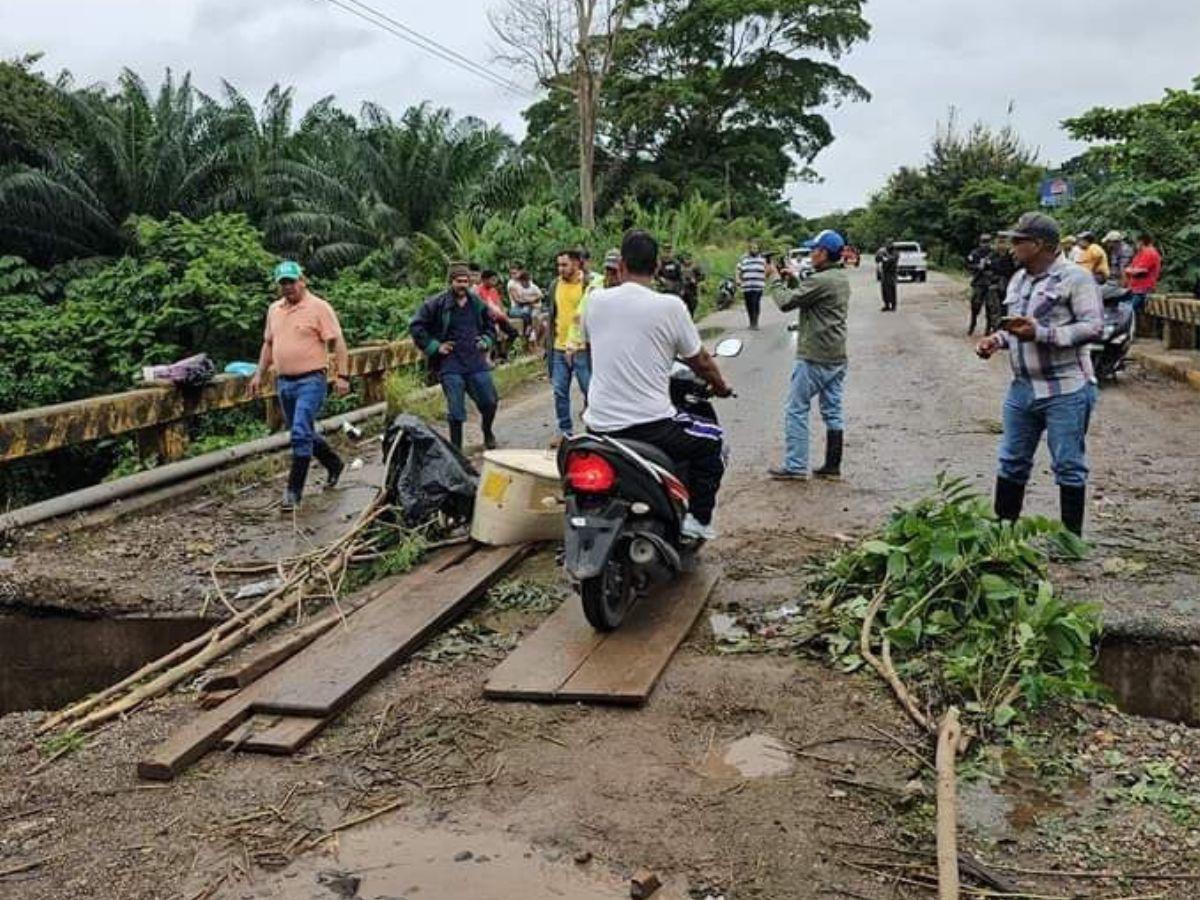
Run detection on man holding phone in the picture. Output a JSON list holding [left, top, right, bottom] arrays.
[[976, 212, 1102, 536]]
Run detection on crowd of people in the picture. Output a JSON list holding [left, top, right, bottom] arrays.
[[245, 208, 1133, 541]]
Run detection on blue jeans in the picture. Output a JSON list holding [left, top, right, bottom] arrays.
[[783, 360, 847, 473], [441, 370, 498, 424], [278, 372, 328, 459], [551, 349, 591, 435], [1129, 292, 1148, 313], [998, 380, 1097, 488]]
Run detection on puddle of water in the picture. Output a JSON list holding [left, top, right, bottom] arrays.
[[1098, 638, 1200, 726], [701, 733, 794, 779], [227, 817, 684, 900], [960, 772, 1085, 843], [0, 614, 211, 714]]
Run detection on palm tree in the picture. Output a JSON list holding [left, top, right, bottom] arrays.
[[0, 69, 240, 263]]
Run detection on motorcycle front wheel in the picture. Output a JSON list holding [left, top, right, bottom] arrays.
[[580, 558, 635, 631]]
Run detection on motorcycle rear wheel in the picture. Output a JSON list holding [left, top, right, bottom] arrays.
[[580, 558, 635, 631]]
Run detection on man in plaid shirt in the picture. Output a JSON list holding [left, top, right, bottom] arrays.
[[976, 212, 1103, 536]]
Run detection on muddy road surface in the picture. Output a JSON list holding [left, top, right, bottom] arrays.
[[2, 269, 1199, 899]]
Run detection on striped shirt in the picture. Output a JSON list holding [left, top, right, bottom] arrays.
[[737, 254, 767, 292], [991, 255, 1103, 399]]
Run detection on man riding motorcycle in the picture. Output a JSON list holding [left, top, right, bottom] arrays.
[[582, 229, 734, 541]]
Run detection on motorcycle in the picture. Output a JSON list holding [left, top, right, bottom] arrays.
[[557, 338, 743, 631], [1089, 282, 1135, 383], [717, 277, 736, 310]]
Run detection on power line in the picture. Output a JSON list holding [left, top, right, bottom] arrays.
[[320, 0, 533, 98]]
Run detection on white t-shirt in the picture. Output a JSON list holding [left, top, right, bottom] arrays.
[[507, 279, 542, 308], [582, 281, 703, 432]]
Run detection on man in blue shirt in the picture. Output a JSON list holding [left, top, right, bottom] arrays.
[[410, 262, 499, 452]]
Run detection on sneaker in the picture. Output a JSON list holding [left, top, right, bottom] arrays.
[[681, 513, 718, 542], [280, 489, 301, 512], [768, 466, 809, 481]]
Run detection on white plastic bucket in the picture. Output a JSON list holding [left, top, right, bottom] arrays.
[[470, 449, 564, 546]]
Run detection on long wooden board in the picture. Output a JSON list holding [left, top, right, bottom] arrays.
[[484, 566, 719, 705], [258, 543, 528, 717], [138, 543, 528, 780]]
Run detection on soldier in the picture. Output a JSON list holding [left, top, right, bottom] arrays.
[[966, 233, 993, 335], [656, 243, 685, 299], [984, 236, 1017, 334], [876, 242, 899, 312], [679, 253, 703, 317]]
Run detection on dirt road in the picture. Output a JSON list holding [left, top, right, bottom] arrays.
[[2, 268, 1200, 899]]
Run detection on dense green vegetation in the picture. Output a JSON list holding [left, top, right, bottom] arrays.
[[814, 77, 1200, 289]]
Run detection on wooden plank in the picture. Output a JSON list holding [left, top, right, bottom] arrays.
[[483, 597, 606, 701], [556, 568, 719, 704], [137, 694, 255, 781], [483, 567, 719, 705], [257, 543, 530, 717], [136, 549, 458, 781], [220, 715, 327, 755]]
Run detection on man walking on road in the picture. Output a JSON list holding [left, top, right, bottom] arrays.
[[766, 230, 850, 481], [736, 242, 767, 330], [876, 242, 899, 311], [546, 249, 592, 442], [248, 260, 349, 511], [583, 230, 734, 541], [409, 262, 500, 453], [976, 212, 1102, 536]]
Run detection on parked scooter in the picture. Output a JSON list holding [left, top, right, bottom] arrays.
[[1089, 282, 1135, 383], [557, 338, 743, 630], [717, 277, 736, 310]]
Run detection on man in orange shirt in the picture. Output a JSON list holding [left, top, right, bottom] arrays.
[[248, 261, 351, 510]]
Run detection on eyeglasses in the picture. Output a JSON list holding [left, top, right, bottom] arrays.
[[278, 278, 298, 285], [1009, 236, 1035, 245]]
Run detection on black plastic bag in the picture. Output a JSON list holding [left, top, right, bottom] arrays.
[[381, 414, 479, 526]]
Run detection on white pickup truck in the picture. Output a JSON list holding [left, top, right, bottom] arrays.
[[877, 241, 928, 282]]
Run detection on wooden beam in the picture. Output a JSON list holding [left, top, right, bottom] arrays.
[[0, 341, 419, 462]]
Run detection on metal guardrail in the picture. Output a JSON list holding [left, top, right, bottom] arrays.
[[1142, 294, 1200, 351], [0, 340, 422, 464]]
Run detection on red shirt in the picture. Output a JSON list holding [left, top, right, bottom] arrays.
[[476, 284, 509, 323], [1128, 245, 1162, 293]]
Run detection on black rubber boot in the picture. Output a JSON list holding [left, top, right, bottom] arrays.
[[813, 430, 844, 479], [993, 476, 1026, 522], [313, 440, 344, 489], [281, 456, 311, 511], [448, 421, 464, 452], [481, 405, 498, 450], [1060, 484, 1087, 536]]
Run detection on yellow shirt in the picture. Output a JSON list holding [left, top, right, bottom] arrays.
[[1078, 243, 1109, 279], [554, 279, 585, 350]]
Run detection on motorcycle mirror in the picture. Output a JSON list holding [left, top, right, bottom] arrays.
[[714, 338, 743, 358]]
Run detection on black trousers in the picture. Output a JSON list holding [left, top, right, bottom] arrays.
[[969, 283, 987, 333], [743, 289, 762, 327], [604, 416, 725, 525], [881, 278, 897, 310]]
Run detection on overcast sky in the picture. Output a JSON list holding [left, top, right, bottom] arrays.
[[4, 0, 1199, 216]]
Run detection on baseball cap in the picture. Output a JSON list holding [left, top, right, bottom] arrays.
[[273, 260, 303, 282], [812, 229, 846, 258], [999, 212, 1061, 245], [1102, 230, 1124, 243], [603, 249, 620, 270]]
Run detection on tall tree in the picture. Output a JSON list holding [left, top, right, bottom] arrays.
[[490, 0, 632, 229]]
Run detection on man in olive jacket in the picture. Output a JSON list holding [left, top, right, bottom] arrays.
[[766, 230, 850, 480]]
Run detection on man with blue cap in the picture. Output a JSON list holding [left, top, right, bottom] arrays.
[[765, 229, 850, 481]]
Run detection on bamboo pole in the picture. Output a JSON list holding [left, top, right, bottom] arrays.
[[935, 707, 963, 900]]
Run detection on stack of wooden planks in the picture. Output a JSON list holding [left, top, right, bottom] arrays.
[[138, 542, 529, 780], [484, 567, 719, 704]]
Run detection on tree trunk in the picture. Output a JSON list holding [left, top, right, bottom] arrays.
[[578, 73, 596, 230]]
